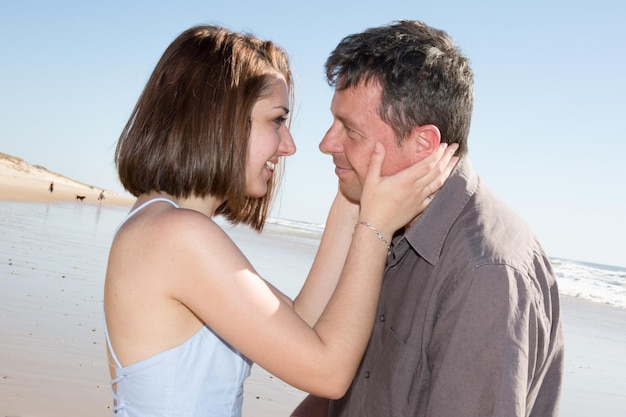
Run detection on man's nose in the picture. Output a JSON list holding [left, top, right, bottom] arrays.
[[319, 124, 341, 155]]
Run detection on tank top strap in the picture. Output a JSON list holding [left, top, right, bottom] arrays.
[[103, 309, 123, 368], [114, 197, 179, 236]]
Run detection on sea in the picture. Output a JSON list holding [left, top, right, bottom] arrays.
[[269, 218, 626, 309], [1, 200, 625, 310]]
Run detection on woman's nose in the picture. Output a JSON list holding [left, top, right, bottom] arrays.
[[280, 129, 296, 156]]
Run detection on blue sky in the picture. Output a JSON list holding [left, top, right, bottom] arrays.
[[1, 0, 624, 268]]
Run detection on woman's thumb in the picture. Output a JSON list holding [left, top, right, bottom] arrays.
[[366, 142, 385, 184], [365, 142, 385, 183]]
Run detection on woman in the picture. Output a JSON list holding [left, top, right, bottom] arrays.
[[104, 25, 457, 416]]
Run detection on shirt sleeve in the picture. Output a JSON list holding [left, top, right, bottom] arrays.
[[425, 263, 553, 417]]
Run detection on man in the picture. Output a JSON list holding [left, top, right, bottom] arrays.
[[293, 20, 563, 417]]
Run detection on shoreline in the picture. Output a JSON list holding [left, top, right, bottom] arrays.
[[0, 178, 134, 207]]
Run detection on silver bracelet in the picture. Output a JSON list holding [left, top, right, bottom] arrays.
[[355, 221, 391, 254]]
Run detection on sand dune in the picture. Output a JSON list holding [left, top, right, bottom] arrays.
[[0, 152, 133, 206]]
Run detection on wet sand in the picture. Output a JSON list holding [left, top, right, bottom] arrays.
[[1, 159, 625, 416], [0, 199, 307, 417]]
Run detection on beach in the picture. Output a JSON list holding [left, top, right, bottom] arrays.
[[1, 159, 625, 416], [0, 200, 309, 417], [0, 153, 134, 207]]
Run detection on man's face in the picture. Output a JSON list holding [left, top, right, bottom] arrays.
[[319, 81, 415, 202]]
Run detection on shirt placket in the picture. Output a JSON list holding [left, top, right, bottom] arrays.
[[350, 237, 412, 415]]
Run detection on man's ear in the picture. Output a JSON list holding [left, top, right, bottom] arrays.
[[411, 124, 441, 157]]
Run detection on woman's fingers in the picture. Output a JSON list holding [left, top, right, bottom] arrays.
[[359, 141, 459, 236], [416, 143, 459, 197]]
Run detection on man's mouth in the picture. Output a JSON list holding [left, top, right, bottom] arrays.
[[334, 165, 352, 177], [265, 161, 275, 171], [333, 160, 351, 172]]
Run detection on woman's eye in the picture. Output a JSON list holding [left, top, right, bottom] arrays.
[[274, 116, 287, 125]]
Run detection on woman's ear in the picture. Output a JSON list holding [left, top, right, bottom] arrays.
[[412, 124, 441, 157]]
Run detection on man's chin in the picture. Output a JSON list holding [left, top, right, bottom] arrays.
[[338, 185, 362, 205]]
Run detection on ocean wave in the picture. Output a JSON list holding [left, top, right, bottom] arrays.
[[265, 217, 325, 238], [264, 219, 626, 309], [202, 216, 626, 309], [551, 258, 626, 309]]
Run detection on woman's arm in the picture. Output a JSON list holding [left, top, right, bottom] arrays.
[[292, 191, 358, 326], [170, 193, 385, 398], [172, 143, 457, 397], [260, 191, 357, 318], [290, 142, 458, 327]]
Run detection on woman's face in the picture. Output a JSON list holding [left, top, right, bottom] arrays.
[[246, 75, 295, 197]]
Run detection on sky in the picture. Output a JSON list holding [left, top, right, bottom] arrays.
[[1, 0, 624, 268]]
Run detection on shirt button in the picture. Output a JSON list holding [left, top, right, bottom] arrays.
[[379, 314, 385, 322], [364, 371, 370, 379]]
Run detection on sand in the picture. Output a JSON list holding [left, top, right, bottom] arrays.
[[0, 153, 134, 206], [1, 153, 625, 416]]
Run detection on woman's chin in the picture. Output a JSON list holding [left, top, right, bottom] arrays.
[[245, 186, 268, 199]]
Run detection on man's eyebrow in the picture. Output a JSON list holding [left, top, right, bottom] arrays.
[[336, 114, 351, 126], [337, 114, 363, 133]]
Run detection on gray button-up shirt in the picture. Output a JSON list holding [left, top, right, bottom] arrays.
[[329, 158, 564, 417]]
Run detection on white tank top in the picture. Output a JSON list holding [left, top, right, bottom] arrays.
[[104, 197, 252, 416]]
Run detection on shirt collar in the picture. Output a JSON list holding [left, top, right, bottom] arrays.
[[398, 157, 478, 266]]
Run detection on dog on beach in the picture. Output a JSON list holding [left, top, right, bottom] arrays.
[[75, 195, 86, 201]]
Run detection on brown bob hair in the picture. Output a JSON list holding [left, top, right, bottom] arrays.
[[115, 25, 293, 231]]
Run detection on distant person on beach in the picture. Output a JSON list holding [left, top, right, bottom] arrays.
[[48, 181, 54, 193], [104, 25, 457, 417], [98, 190, 106, 203], [292, 20, 564, 417]]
